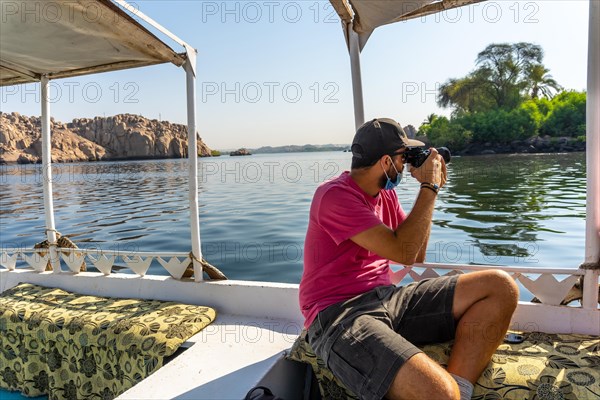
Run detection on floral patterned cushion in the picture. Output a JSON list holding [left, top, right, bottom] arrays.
[[0, 283, 216, 400], [288, 330, 600, 400], [287, 330, 358, 399]]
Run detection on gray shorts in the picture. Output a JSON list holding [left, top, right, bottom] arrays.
[[306, 275, 459, 400]]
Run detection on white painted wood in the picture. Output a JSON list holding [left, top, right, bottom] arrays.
[[348, 22, 365, 131], [118, 314, 300, 399], [89, 254, 115, 275], [22, 253, 49, 272], [0, 252, 17, 270], [184, 58, 203, 282], [585, 0, 600, 270], [583, 270, 600, 309], [40, 76, 60, 273], [122, 255, 153, 276], [157, 256, 190, 280], [511, 302, 599, 335], [61, 252, 86, 273], [0, 270, 304, 323], [413, 262, 586, 275], [518, 274, 580, 306]]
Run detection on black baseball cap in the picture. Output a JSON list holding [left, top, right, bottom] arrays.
[[351, 118, 424, 163]]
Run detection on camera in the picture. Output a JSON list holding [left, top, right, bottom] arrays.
[[404, 147, 451, 168]]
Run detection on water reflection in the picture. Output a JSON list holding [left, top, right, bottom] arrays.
[[440, 153, 585, 261], [0, 152, 587, 282]]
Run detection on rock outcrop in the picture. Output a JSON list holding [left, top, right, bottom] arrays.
[[0, 112, 212, 164], [229, 148, 252, 156]]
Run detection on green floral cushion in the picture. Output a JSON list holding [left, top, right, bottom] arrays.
[[288, 330, 600, 400], [0, 283, 216, 400], [287, 330, 358, 399]]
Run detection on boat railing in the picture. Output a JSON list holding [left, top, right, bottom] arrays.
[[0, 248, 192, 279], [1, 248, 596, 308]]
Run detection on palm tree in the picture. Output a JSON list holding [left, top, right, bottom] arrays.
[[525, 64, 562, 99], [423, 113, 438, 125]]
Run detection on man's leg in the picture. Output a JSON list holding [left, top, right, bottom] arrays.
[[386, 353, 460, 399], [386, 270, 518, 399], [447, 270, 519, 383]]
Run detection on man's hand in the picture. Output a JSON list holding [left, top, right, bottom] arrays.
[[409, 148, 448, 188]]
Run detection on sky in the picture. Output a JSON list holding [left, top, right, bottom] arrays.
[[0, 0, 591, 150]]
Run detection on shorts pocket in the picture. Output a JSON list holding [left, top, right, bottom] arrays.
[[327, 327, 375, 396]]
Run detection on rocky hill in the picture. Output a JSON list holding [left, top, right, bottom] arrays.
[[0, 112, 212, 164]]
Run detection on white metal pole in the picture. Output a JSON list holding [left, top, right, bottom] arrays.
[[41, 75, 60, 273], [184, 58, 203, 282], [583, 0, 600, 309], [347, 23, 365, 131]]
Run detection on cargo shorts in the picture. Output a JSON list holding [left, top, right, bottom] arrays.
[[306, 275, 459, 400]]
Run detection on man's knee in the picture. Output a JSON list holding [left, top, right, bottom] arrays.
[[485, 270, 519, 308]]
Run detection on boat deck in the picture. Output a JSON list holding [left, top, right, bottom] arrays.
[[0, 270, 597, 399], [118, 313, 305, 399]]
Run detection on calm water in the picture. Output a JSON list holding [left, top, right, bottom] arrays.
[[0, 152, 587, 283]]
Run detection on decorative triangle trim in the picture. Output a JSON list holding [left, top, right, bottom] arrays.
[[122, 255, 153, 276], [157, 256, 190, 280], [0, 252, 18, 271], [23, 253, 49, 272], [88, 254, 115, 275], [408, 267, 441, 281], [518, 274, 581, 306], [61, 252, 86, 273]]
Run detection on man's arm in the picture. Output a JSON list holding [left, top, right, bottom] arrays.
[[415, 221, 431, 263], [351, 150, 445, 265], [351, 189, 436, 265]]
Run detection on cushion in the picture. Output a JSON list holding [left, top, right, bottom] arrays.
[[0, 283, 217, 399], [288, 330, 600, 399]]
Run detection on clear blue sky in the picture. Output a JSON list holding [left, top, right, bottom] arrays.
[[0, 1, 590, 150]]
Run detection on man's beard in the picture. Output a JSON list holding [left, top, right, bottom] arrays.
[[378, 174, 388, 189]]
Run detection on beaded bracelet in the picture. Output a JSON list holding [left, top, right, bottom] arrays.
[[420, 182, 439, 194]]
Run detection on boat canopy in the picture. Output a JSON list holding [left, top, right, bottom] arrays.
[[0, 0, 205, 280], [0, 0, 185, 86], [330, 0, 485, 50]]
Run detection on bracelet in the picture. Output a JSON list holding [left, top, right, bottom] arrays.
[[420, 182, 439, 194]]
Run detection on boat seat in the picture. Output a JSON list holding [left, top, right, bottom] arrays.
[[288, 329, 600, 399], [0, 283, 216, 399]]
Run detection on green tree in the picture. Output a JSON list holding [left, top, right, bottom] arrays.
[[438, 43, 548, 112], [418, 113, 439, 136], [425, 116, 472, 150], [540, 91, 586, 137], [525, 64, 562, 99], [438, 71, 495, 113]]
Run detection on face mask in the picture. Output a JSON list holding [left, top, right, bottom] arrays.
[[382, 157, 402, 190]]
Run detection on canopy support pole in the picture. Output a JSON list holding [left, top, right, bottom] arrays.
[[583, 0, 600, 309], [41, 75, 60, 273], [184, 57, 203, 282], [347, 22, 365, 131]]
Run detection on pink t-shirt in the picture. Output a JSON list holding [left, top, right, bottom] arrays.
[[299, 171, 407, 328]]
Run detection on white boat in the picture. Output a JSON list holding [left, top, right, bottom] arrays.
[[0, 1, 598, 399]]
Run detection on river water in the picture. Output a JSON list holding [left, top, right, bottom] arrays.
[[0, 152, 587, 283]]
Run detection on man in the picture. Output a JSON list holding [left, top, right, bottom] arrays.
[[299, 118, 519, 400]]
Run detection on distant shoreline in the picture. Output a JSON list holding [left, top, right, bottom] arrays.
[[0, 148, 585, 165]]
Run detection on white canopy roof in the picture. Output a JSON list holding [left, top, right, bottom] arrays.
[[330, 0, 485, 49], [0, 0, 185, 86]]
